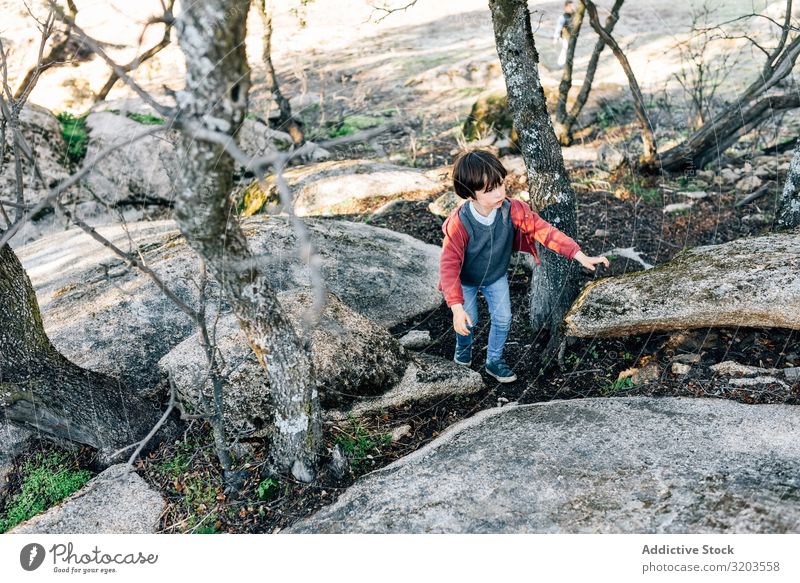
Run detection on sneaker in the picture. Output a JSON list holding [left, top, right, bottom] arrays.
[[485, 359, 517, 383], [454, 345, 472, 366]]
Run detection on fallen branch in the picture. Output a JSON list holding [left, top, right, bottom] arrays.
[[735, 182, 773, 207]]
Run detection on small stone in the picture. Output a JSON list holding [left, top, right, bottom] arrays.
[[631, 363, 661, 385], [678, 190, 708, 200], [596, 143, 625, 171], [717, 168, 739, 185], [671, 362, 691, 375], [330, 444, 349, 480], [672, 353, 702, 364], [291, 460, 315, 483], [784, 367, 800, 381], [398, 330, 431, 350], [735, 175, 763, 192], [428, 191, 466, 217], [727, 376, 789, 389], [593, 229, 610, 238], [390, 424, 412, 442], [663, 202, 693, 214], [710, 361, 776, 376]]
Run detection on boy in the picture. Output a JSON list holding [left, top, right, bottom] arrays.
[[553, 0, 577, 67], [438, 150, 608, 383]]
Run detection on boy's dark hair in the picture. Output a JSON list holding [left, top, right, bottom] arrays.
[[452, 149, 507, 200]]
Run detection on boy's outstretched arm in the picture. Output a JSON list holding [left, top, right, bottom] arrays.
[[573, 250, 610, 271], [511, 199, 609, 269]]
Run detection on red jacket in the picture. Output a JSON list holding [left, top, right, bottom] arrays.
[[438, 198, 581, 307]]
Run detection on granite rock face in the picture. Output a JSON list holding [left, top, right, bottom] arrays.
[[565, 233, 800, 337], [271, 159, 443, 216], [18, 217, 441, 394], [10, 464, 165, 534], [289, 397, 800, 533], [159, 291, 409, 438]]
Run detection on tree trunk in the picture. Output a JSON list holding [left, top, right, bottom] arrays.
[[660, 93, 800, 172], [488, 0, 581, 337], [555, 3, 585, 124], [555, 0, 624, 145], [0, 244, 162, 462], [256, 0, 304, 146], [174, 0, 321, 481], [776, 148, 800, 230], [659, 3, 800, 173], [582, 0, 657, 168]]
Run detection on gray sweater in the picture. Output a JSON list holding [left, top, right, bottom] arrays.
[[458, 199, 514, 287]]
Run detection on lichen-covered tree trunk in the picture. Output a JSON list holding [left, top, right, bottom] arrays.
[[488, 0, 581, 336], [0, 244, 162, 461], [776, 148, 800, 230], [173, 0, 321, 481]]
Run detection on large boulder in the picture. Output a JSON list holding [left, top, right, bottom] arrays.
[[82, 111, 179, 205], [333, 352, 484, 419], [159, 291, 409, 438], [565, 233, 800, 337], [18, 216, 441, 394], [250, 159, 444, 216], [288, 397, 800, 533], [1, 104, 70, 246], [10, 464, 165, 534], [234, 118, 330, 167]]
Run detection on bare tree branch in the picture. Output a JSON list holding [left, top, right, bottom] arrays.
[[368, 0, 420, 23], [0, 122, 169, 247], [94, 0, 177, 102], [48, 1, 173, 117], [582, 0, 657, 167]]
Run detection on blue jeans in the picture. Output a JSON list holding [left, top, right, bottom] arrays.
[[456, 275, 512, 363]]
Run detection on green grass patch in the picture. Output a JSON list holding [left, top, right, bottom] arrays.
[[0, 450, 92, 533], [596, 101, 633, 129], [600, 376, 635, 396], [104, 109, 165, 125], [152, 436, 223, 533], [56, 112, 89, 167], [126, 112, 164, 125], [335, 417, 392, 473]]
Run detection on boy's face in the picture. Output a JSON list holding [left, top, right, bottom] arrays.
[[473, 180, 507, 212]]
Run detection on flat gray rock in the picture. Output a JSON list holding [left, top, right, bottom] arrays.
[[273, 159, 443, 215], [18, 216, 441, 394], [289, 397, 800, 533], [10, 464, 165, 534], [565, 233, 800, 337]]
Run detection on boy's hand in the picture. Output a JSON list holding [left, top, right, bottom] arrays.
[[574, 250, 610, 272], [451, 304, 473, 336]]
